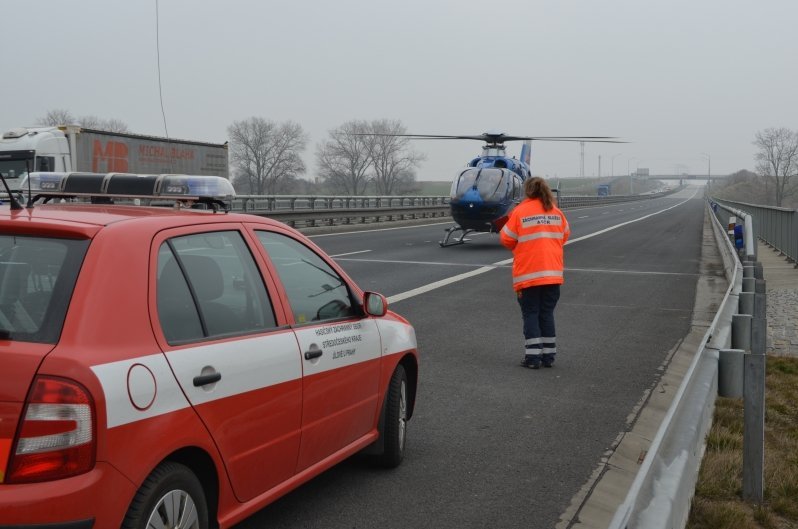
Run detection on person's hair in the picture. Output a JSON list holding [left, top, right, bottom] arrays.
[[524, 177, 555, 211]]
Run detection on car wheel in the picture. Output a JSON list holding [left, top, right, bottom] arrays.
[[122, 461, 209, 529], [378, 364, 408, 468]]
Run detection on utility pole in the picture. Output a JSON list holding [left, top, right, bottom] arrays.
[[598, 155, 601, 179], [580, 141, 585, 178], [701, 153, 711, 190]]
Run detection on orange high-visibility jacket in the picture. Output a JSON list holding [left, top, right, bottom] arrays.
[[499, 198, 570, 291]]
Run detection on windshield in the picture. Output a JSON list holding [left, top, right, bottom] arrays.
[[0, 235, 89, 343], [451, 168, 510, 202], [0, 160, 28, 181]]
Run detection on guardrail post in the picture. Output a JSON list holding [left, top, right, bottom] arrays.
[[754, 261, 764, 280], [739, 291, 754, 316], [743, 352, 766, 503], [752, 280, 767, 355], [719, 349, 745, 398], [732, 314, 752, 352]]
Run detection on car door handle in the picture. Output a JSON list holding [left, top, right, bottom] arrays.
[[304, 349, 323, 360], [193, 373, 222, 387]]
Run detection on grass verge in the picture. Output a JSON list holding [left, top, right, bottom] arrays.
[[687, 355, 798, 529]]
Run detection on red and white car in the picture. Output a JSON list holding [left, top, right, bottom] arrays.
[[0, 173, 418, 528]]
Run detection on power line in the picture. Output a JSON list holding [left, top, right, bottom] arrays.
[[155, 0, 169, 139]]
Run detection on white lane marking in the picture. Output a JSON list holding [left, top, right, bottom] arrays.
[[566, 190, 696, 245], [308, 222, 451, 238], [388, 191, 698, 304], [566, 267, 699, 276], [337, 257, 505, 268], [329, 250, 372, 258], [388, 265, 500, 304], [578, 215, 589, 219]]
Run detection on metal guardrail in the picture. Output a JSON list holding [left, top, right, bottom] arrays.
[[1, 189, 677, 230], [229, 195, 451, 228], [224, 190, 675, 228], [557, 191, 672, 209], [712, 198, 797, 266], [232, 195, 449, 228], [609, 200, 742, 529], [231, 195, 449, 212]]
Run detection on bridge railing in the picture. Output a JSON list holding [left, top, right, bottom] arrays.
[[711, 198, 798, 266]]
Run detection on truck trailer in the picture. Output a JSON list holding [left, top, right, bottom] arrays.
[[0, 125, 228, 191]]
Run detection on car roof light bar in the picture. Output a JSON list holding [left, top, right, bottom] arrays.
[[24, 172, 235, 211]]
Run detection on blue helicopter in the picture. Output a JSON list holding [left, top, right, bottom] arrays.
[[385, 131, 621, 246]]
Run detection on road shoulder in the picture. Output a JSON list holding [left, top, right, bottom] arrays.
[[557, 205, 728, 529]]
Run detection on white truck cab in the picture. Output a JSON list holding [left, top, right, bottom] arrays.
[[0, 127, 74, 190]]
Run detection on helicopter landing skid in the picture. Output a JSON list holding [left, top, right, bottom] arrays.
[[439, 226, 474, 247]]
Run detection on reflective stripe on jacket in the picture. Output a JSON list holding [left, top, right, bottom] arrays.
[[499, 198, 570, 291]]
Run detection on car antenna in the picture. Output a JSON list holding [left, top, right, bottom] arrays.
[[25, 159, 36, 208], [0, 162, 24, 211]]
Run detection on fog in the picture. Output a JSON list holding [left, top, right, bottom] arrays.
[[3, 0, 796, 181]]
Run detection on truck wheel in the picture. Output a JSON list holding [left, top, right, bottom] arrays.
[[378, 364, 409, 468], [123, 461, 209, 529]]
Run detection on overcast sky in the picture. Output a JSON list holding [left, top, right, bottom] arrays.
[[3, 0, 797, 181]]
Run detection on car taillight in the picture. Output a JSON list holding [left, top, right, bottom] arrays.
[[6, 376, 96, 483]]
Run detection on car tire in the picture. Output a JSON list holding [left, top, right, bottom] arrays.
[[122, 461, 209, 529], [378, 364, 408, 468]]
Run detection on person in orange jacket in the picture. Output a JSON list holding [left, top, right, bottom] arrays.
[[500, 177, 570, 369]]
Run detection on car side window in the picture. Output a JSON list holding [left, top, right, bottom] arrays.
[[255, 231, 355, 325], [157, 231, 277, 343]]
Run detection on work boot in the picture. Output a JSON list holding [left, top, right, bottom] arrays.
[[541, 353, 555, 368], [522, 355, 541, 369]]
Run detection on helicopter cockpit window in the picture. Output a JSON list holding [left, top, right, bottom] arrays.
[[476, 169, 510, 201], [452, 168, 510, 202], [452, 169, 477, 198]]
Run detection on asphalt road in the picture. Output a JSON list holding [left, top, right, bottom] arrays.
[[234, 186, 707, 529]]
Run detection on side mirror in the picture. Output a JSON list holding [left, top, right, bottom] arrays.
[[363, 291, 388, 317]]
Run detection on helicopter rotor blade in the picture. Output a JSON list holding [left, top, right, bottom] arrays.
[[349, 133, 489, 140], [528, 138, 629, 143], [345, 132, 627, 143]]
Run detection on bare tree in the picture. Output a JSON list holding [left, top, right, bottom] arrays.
[[316, 120, 373, 195], [753, 127, 798, 207], [36, 109, 76, 126], [79, 115, 130, 133], [36, 109, 130, 133], [368, 119, 425, 195], [100, 118, 130, 133], [228, 118, 307, 195]]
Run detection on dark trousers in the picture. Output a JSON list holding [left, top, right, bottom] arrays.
[[517, 284, 560, 360]]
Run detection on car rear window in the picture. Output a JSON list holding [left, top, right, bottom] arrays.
[[0, 235, 88, 343]]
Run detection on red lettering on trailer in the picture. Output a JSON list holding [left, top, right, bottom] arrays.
[[138, 145, 195, 161], [92, 140, 129, 172]]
